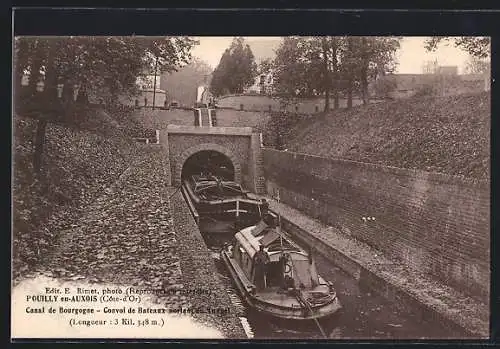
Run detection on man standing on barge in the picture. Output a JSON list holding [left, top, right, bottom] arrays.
[[253, 245, 270, 290]]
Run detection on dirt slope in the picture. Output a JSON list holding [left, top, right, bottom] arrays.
[[13, 113, 138, 279], [285, 92, 490, 180]]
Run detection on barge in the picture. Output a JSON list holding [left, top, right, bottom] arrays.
[[220, 214, 342, 320], [182, 174, 269, 234]]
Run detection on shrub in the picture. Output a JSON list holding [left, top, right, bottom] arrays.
[[414, 83, 439, 98], [373, 77, 397, 98]]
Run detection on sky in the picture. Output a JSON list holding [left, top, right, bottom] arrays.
[[192, 37, 474, 74]]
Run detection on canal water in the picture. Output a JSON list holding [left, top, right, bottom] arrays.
[[202, 233, 469, 340]]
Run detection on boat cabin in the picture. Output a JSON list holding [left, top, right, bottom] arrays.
[[231, 218, 320, 291], [189, 175, 247, 200], [183, 174, 269, 233]]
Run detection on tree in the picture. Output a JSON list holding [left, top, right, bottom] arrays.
[[328, 37, 343, 109], [14, 36, 197, 174], [341, 37, 357, 109], [161, 58, 213, 106], [321, 37, 332, 111], [273, 37, 311, 98], [243, 43, 257, 89], [341, 37, 401, 107], [365, 37, 401, 103], [464, 56, 490, 74], [257, 58, 273, 75], [273, 36, 401, 110], [210, 49, 231, 96], [273, 36, 342, 111], [424, 37, 490, 58], [210, 37, 257, 96], [16, 36, 197, 106]]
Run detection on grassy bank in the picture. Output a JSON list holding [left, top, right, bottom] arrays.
[[284, 92, 490, 180]]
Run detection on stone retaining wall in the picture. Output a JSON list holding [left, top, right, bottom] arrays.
[[263, 149, 490, 303]]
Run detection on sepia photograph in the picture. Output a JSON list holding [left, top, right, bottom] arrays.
[[12, 34, 490, 340]]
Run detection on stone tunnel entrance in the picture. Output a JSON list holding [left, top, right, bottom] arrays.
[[181, 150, 235, 182], [162, 125, 265, 194]]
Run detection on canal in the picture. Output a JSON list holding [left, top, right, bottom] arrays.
[[203, 233, 468, 340]]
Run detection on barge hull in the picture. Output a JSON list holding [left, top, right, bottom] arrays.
[[221, 251, 342, 321]]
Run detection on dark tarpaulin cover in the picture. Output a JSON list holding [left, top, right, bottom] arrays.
[[250, 220, 268, 236], [260, 230, 281, 247]]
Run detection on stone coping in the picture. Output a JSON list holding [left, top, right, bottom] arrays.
[[263, 148, 490, 188], [166, 125, 254, 136]]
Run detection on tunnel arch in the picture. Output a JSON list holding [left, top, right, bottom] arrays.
[[176, 143, 242, 185], [182, 150, 235, 182]]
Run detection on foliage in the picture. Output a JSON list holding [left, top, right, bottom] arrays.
[[14, 36, 198, 109], [12, 115, 138, 277], [162, 57, 213, 106], [210, 37, 257, 96], [340, 37, 401, 105], [272, 36, 401, 109], [273, 37, 312, 97], [372, 77, 398, 98], [257, 58, 274, 75], [265, 111, 305, 150], [14, 36, 197, 176], [464, 56, 490, 74], [424, 37, 490, 58], [413, 83, 439, 98]]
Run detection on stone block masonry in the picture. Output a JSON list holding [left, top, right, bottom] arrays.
[[251, 133, 266, 195], [268, 199, 489, 338], [161, 125, 265, 194], [262, 149, 490, 304]]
